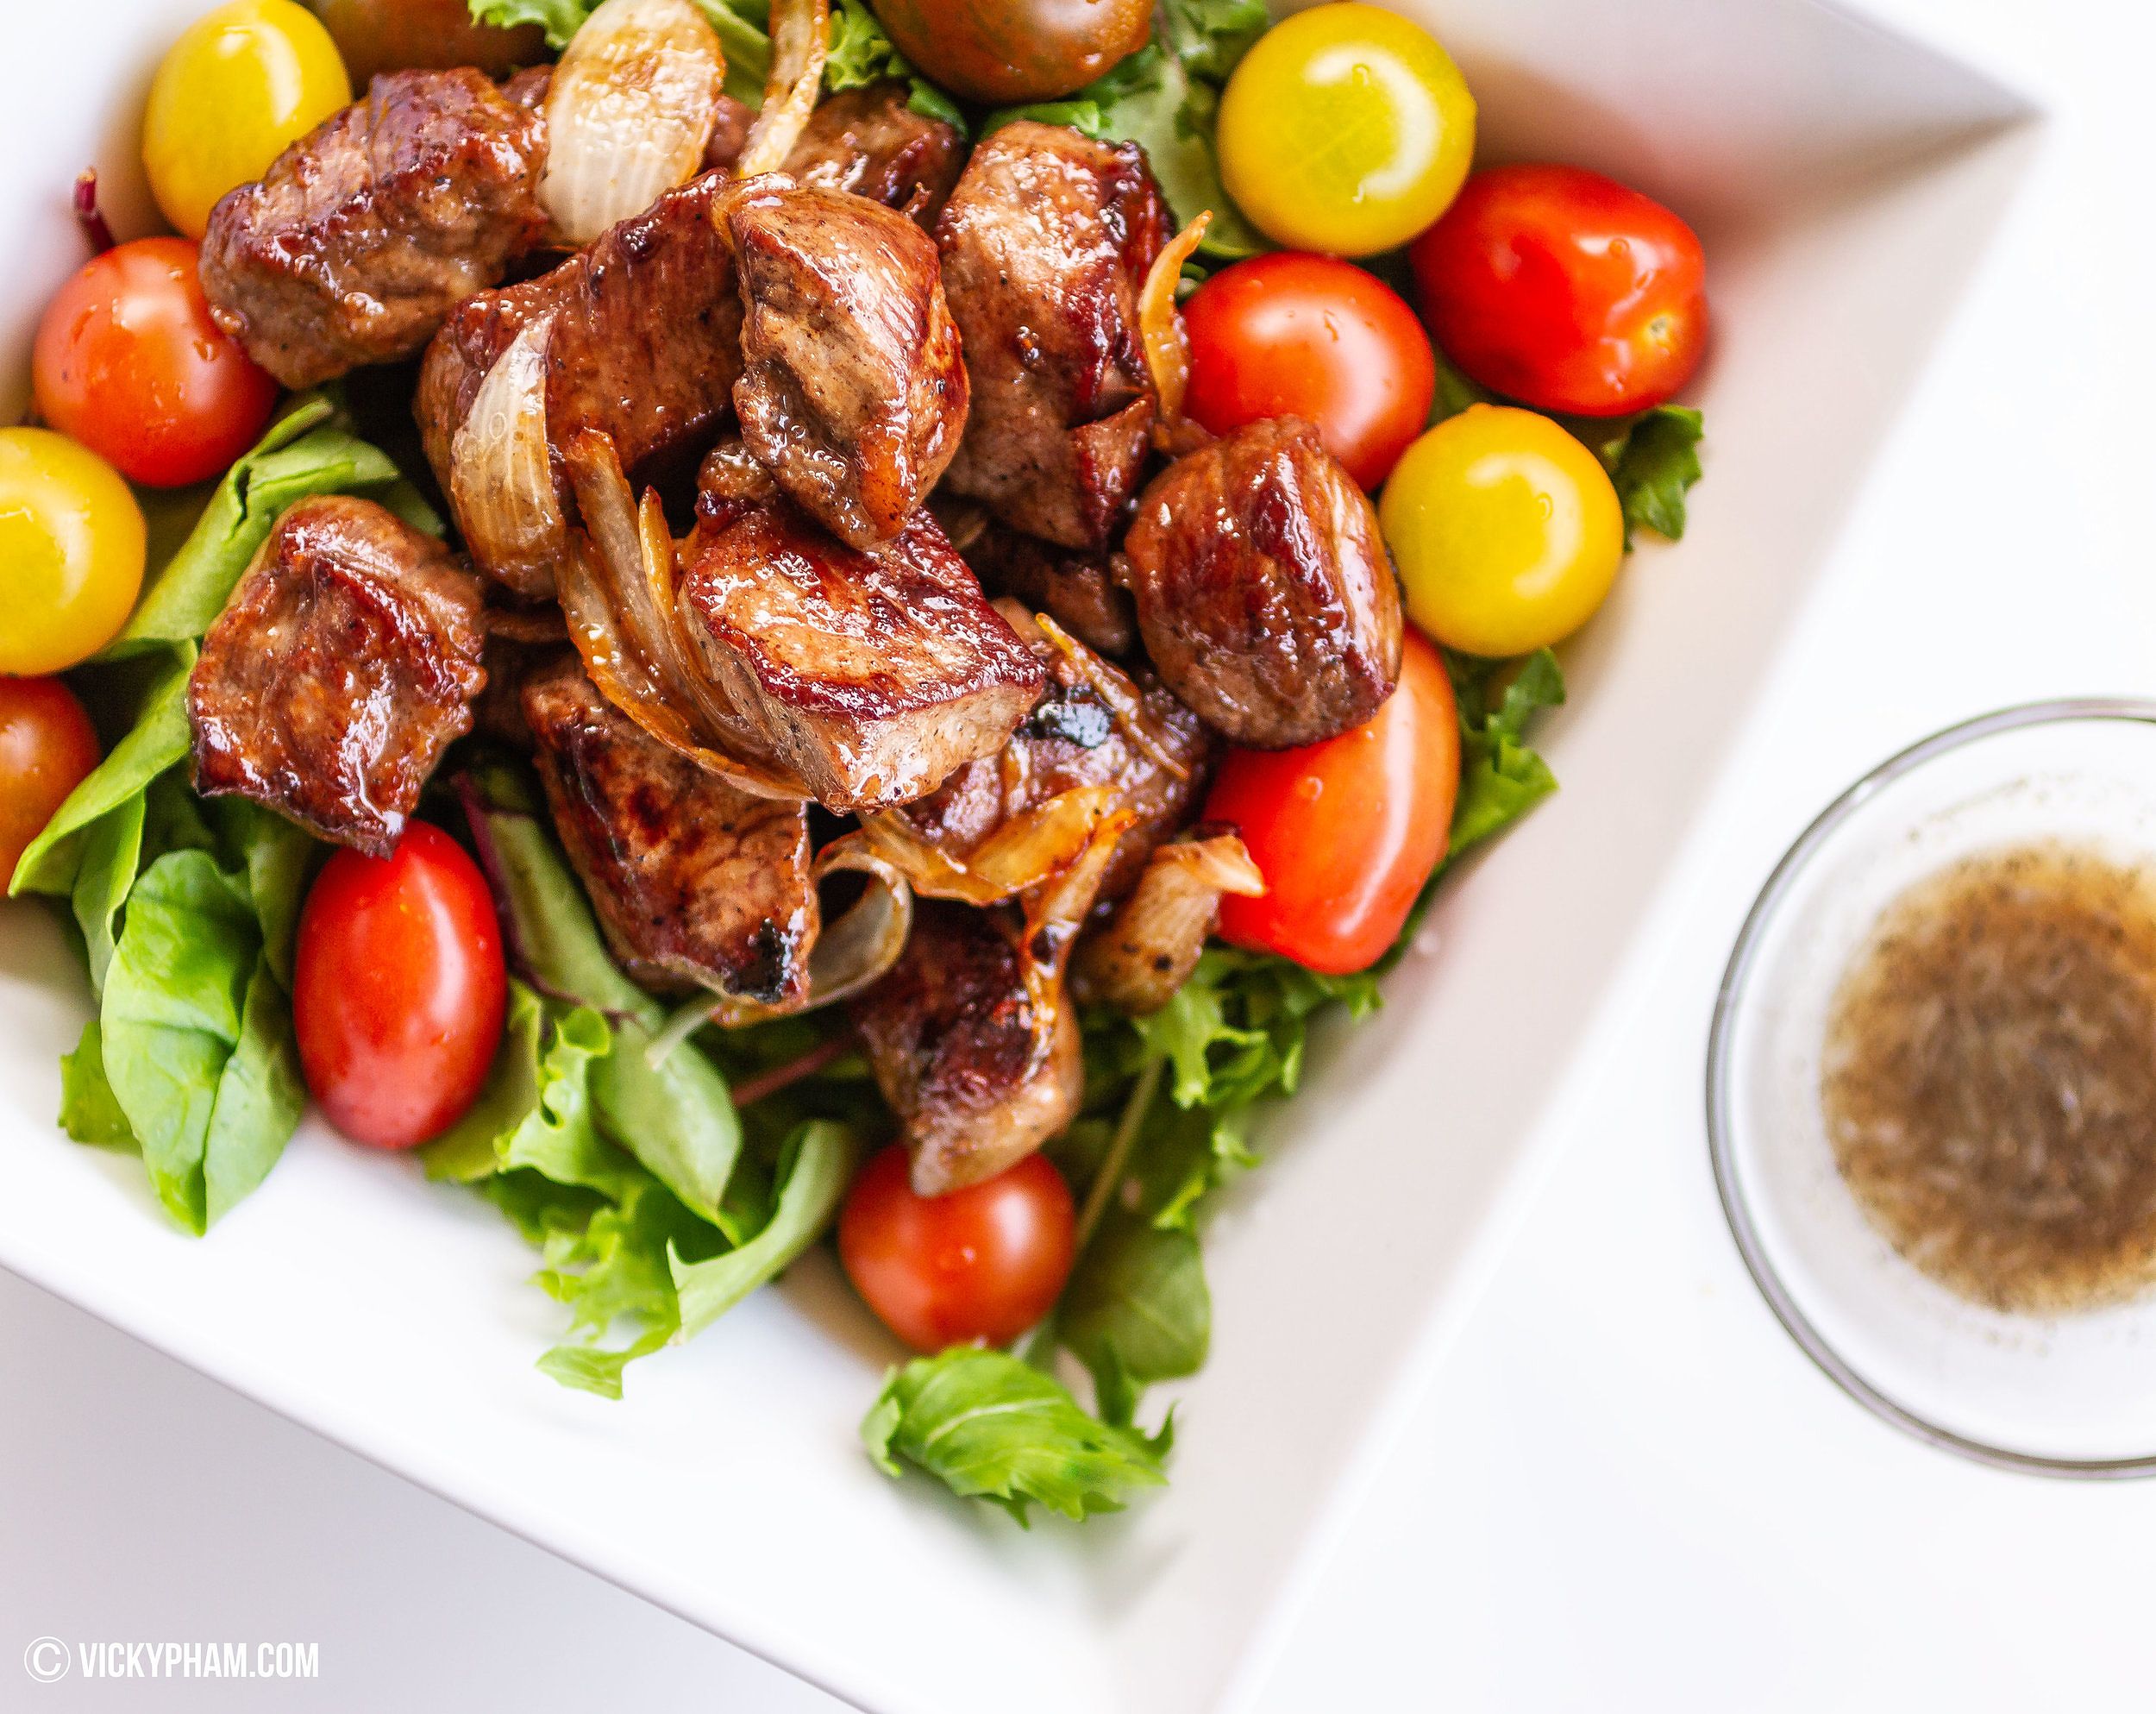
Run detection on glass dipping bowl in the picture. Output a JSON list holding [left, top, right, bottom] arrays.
[[1708, 699, 2156, 1475]]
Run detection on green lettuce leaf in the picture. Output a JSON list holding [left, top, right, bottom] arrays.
[[1588, 404, 1705, 543], [466, 0, 596, 50], [528, 1171, 711, 1396], [70, 792, 147, 995], [862, 1347, 1170, 1523], [10, 645, 196, 898], [424, 983, 629, 1194], [1058, 1213, 1207, 1426], [58, 1020, 138, 1152], [101, 394, 430, 662], [1445, 648, 1566, 861], [824, 0, 967, 129], [671, 1119, 856, 1334], [425, 980, 704, 1397], [1432, 354, 1708, 548], [97, 849, 304, 1232], [466, 778, 747, 1234]]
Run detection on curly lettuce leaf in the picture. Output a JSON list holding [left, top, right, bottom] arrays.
[[467, 0, 599, 49], [862, 1347, 1170, 1523], [1445, 648, 1566, 862], [823, 0, 966, 129], [429, 979, 703, 1397], [450, 777, 853, 1396], [1431, 355, 1707, 548], [424, 983, 629, 1194], [1589, 405, 1705, 543], [465, 777, 747, 1234]]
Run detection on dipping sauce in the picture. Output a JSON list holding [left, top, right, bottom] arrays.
[[1821, 842, 2156, 1314]]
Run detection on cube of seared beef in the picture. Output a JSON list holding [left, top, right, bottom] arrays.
[[202, 69, 548, 390], [702, 91, 755, 173], [675, 492, 1044, 812], [961, 516, 1137, 657], [521, 655, 815, 1006], [902, 605, 1212, 907], [416, 170, 749, 596], [780, 81, 965, 227], [1119, 418, 1405, 749], [849, 901, 1081, 1196], [188, 496, 487, 857], [727, 182, 968, 549], [934, 121, 1171, 550]]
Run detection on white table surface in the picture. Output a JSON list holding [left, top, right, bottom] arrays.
[[9, 0, 2155, 1706]]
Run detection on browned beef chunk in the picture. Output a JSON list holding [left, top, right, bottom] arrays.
[[202, 70, 548, 390], [522, 655, 815, 1005], [963, 518, 1136, 657], [702, 91, 755, 173], [417, 171, 749, 594], [726, 182, 968, 549], [901, 605, 1211, 907], [781, 81, 964, 226], [934, 121, 1170, 550], [1119, 418, 1404, 749], [188, 496, 486, 857], [849, 901, 1081, 1196], [675, 493, 1043, 811]]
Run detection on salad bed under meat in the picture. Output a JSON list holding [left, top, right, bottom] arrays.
[[3, 0, 1708, 1523]]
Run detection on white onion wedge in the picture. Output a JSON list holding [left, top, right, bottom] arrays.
[[1073, 831, 1264, 1017], [448, 311, 565, 599], [845, 786, 1117, 907], [735, 0, 829, 176], [542, 0, 725, 245]]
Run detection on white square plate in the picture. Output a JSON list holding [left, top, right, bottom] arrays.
[[0, 4, 2033, 1710]]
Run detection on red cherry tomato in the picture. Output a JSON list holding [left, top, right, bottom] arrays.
[[839, 1144, 1075, 1351], [1207, 630, 1459, 975], [291, 822, 506, 1149], [0, 677, 101, 889], [1410, 164, 1708, 418], [1183, 252, 1437, 490], [33, 237, 279, 488]]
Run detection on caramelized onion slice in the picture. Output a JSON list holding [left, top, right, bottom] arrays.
[[556, 430, 806, 800], [1139, 210, 1213, 454], [848, 785, 1117, 906], [1073, 830, 1263, 1016], [542, 0, 726, 244], [735, 0, 829, 175], [448, 311, 565, 598]]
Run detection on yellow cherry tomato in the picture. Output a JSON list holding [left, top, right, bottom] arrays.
[[0, 429, 148, 675], [1218, 3, 1476, 258], [143, 0, 351, 239], [1380, 405, 1623, 657]]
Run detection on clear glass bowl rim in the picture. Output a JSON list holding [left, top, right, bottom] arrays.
[[1706, 695, 2156, 1479]]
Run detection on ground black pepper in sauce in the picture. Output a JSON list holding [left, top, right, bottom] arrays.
[[1821, 842, 2156, 1314]]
